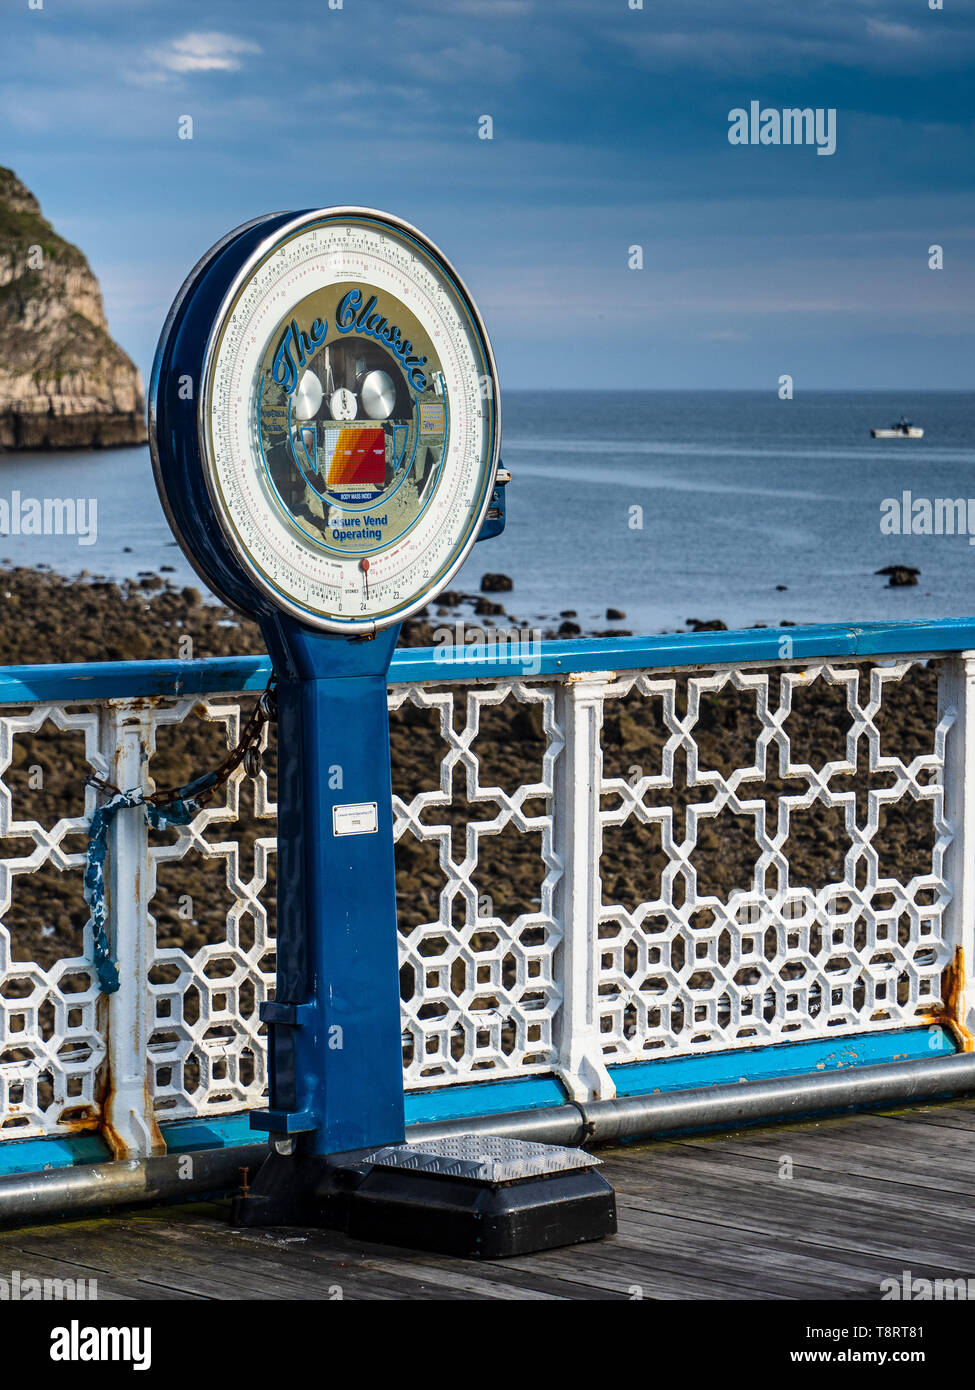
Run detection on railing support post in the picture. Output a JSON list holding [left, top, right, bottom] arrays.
[[99, 701, 165, 1158], [553, 672, 616, 1102], [939, 654, 975, 1049]]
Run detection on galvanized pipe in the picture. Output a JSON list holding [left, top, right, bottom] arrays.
[[0, 1144, 267, 1226], [1, 1055, 974, 1224], [412, 1054, 975, 1146]]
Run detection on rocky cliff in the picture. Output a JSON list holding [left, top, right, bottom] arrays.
[[0, 166, 146, 449]]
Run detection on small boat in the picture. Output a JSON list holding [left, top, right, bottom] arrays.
[[871, 416, 923, 439]]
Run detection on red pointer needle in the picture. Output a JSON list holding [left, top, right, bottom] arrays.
[[359, 556, 370, 598]]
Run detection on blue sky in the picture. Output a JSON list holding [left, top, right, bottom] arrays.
[[1, 0, 972, 390]]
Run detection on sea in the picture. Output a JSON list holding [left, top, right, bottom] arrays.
[[2, 390, 974, 637]]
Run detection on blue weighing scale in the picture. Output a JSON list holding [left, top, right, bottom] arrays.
[[149, 207, 614, 1257]]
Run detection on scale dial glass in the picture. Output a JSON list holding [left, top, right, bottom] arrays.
[[201, 210, 499, 631]]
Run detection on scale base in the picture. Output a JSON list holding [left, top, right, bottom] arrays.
[[232, 1135, 616, 1259]]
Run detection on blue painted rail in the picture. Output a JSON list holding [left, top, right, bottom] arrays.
[[1, 615, 975, 703]]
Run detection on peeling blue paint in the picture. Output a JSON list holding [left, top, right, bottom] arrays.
[[608, 1026, 956, 1096]]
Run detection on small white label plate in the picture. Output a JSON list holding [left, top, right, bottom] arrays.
[[332, 801, 379, 837]]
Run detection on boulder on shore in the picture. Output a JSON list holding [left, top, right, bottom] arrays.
[[882, 566, 920, 588], [687, 618, 728, 633], [480, 572, 513, 592]]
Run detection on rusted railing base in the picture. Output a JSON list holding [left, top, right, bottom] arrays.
[[0, 1144, 268, 1227]]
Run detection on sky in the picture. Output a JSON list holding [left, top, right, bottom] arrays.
[[0, 0, 973, 391]]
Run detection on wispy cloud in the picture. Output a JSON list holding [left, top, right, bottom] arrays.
[[403, 38, 526, 83], [149, 31, 261, 75], [614, 1, 969, 76], [422, 0, 534, 15], [866, 18, 919, 42]]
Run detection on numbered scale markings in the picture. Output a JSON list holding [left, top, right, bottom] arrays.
[[152, 208, 501, 633]]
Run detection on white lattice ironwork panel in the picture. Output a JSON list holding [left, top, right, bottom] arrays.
[[146, 697, 276, 1120], [598, 661, 954, 1060], [389, 680, 563, 1086], [0, 704, 106, 1138]]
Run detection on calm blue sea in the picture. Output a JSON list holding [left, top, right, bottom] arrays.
[[2, 390, 974, 636]]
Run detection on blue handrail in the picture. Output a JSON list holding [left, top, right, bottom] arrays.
[[0, 615, 973, 704]]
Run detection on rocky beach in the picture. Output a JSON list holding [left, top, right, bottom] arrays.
[[0, 564, 939, 1013]]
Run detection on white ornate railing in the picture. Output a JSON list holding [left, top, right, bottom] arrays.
[[391, 677, 563, 1090], [1, 620, 973, 1163], [595, 660, 953, 1063]]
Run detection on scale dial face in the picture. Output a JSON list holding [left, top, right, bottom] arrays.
[[200, 209, 499, 631]]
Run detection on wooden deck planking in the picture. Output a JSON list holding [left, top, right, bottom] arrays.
[[1, 1096, 973, 1300], [878, 1104, 975, 1132], [608, 1164, 975, 1267], [608, 1205, 955, 1294]]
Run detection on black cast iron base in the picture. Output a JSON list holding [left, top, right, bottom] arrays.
[[232, 1138, 617, 1260]]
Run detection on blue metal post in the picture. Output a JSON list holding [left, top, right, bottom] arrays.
[[251, 615, 406, 1155]]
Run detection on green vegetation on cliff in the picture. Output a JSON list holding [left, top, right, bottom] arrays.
[[0, 167, 86, 268]]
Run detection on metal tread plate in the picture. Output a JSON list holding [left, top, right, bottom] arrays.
[[364, 1134, 601, 1183]]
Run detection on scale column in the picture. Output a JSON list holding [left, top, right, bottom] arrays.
[[252, 618, 406, 1157]]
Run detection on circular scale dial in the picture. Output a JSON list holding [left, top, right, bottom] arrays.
[[152, 208, 500, 634]]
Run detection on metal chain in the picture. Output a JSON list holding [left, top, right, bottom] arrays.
[[86, 675, 277, 810], [83, 675, 277, 993]]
